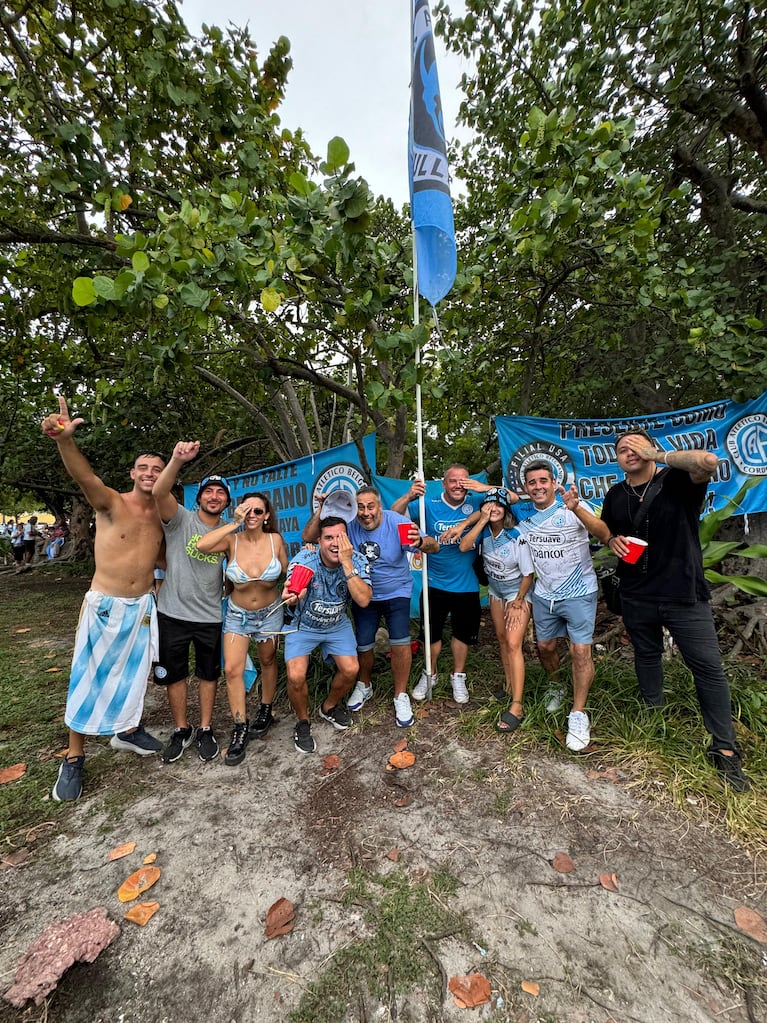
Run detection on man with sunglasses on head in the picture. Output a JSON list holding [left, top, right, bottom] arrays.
[[42, 394, 166, 802], [152, 442, 231, 764]]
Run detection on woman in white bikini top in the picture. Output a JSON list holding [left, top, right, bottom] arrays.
[[196, 492, 288, 743]]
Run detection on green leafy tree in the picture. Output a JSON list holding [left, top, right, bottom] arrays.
[[434, 0, 767, 419]]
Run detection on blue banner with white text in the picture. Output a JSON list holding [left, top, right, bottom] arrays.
[[496, 393, 767, 516], [184, 435, 376, 557]]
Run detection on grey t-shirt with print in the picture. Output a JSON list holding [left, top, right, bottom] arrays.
[[157, 506, 224, 624]]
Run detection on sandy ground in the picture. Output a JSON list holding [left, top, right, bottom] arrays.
[[0, 570, 765, 1023]]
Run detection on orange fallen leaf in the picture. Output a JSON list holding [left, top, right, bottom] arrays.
[[143, 853, 157, 865], [124, 901, 159, 926], [322, 754, 340, 771], [599, 872, 619, 893], [265, 897, 295, 939], [14, 628, 31, 634], [393, 739, 408, 753], [0, 763, 26, 785], [44, 667, 62, 673], [107, 841, 136, 862], [448, 973, 492, 1009], [117, 865, 161, 902], [388, 750, 416, 769], [734, 906, 767, 944], [415, 706, 430, 719], [521, 979, 540, 997], [552, 851, 575, 874], [386, 848, 400, 862]]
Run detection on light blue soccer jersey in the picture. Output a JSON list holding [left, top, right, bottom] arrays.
[[287, 548, 371, 629], [408, 493, 484, 592]]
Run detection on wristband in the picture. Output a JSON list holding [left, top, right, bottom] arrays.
[[416, 536, 424, 549]]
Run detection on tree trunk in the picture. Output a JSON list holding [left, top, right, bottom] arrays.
[[69, 495, 94, 560]]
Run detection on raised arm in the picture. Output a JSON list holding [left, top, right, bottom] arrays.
[[559, 484, 611, 543], [41, 394, 115, 514], [391, 478, 423, 516], [153, 440, 200, 523], [621, 435, 719, 484], [458, 507, 491, 552], [196, 497, 252, 554]]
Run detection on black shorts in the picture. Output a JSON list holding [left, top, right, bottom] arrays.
[[154, 613, 221, 686], [419, 587, 481, 646]]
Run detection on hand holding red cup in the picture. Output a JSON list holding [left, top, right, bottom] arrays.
[[397, 522, 419, 546], [621, 536, 648, 564], [287, 564, 314, 595]]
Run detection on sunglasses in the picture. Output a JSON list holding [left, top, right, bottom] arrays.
[[246, 508, 266, 515]]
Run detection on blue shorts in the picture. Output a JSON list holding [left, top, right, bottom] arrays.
[[284, 618, 358, 662], [352, 597, 412, 652], [531, 591, 597, 645], [223, 597, 283, 642]]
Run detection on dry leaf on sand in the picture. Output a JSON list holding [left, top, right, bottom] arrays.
[[521, 979, 540, 997], [116, 866, 161, 903], [143, 853, 157, 865], [124, 902, 159, 926], [448, 973, 492, 1008], [0, 763, 26, 785], [265, 897, 295, 939], [734, 906, 767, 944], [393, 739, 408, 753], [1, 848, 30, 869], [551, 852, 575, 874], [599, 872, 619, 893], [322, 754, 340, 771], [107, 842, 136, 862], [386, 848, 400, 862], [388, 750, 415, 769]]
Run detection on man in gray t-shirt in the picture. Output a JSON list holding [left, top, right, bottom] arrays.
[[153, 442, 230, 763]]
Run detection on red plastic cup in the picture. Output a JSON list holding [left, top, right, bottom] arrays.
[[287, 564, 315, 594], [398, 522, 414, 545], [621, 536, 648, 564]]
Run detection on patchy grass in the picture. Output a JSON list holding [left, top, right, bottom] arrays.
[[290, 866, 467, 1023]]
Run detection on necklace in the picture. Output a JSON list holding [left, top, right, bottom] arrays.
[[624, 478, 651, 502]]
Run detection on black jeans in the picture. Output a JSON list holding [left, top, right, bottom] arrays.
[[620, 597, 736, 751]]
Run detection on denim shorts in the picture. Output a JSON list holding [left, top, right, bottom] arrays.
[[352, 596, 412, 652], [284, 618, 358, 662], [531, 591, 597, 644], [223, 597, 283, 642]]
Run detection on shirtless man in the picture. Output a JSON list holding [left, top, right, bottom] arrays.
[[42, 395, 166, 801]]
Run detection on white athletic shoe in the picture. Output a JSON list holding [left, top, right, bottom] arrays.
[[544, 685, 566, 712], [412, 671, 436, 701], [566, 711, 591, 752], [393, 693, 414, 728], [450, 672, 469, 704], [347, 681, 373, 712]]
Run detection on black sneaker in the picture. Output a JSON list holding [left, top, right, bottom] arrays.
[[224, 721, 249, 766], [249, 703, 274, 739], [52, 756, 84, 802], [707, 748, 751, 793], [196, 727, 219, 762], [294, 719, 316, 754], [110, 724, 162, 756], [318, 703, 351, 731], [162, 726, 194, 763]]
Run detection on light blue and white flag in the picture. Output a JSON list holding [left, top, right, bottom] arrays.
[[410, 0, 456, 307]]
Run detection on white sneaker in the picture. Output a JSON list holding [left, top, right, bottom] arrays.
[[545, 685, 565, 712], [393, 693, 414, 728], [450, 672, 469, 704], [566, 711, 591, 751], [412, 671, 436, 701], [347, 681, 373, 712]]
